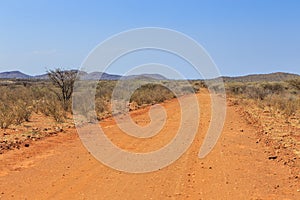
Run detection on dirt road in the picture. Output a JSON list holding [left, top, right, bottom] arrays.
[[0, 91, 299, 199]]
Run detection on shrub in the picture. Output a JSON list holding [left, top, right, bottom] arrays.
[[0, 86, 35, 128], [260, 82, 284, 94], [226, 81, 300, 118], [267, 95, 300, 117], [226, 83, 247, 95], [0, 103, 15, 129], [13, 100, 33, 125], [38, 94, 66, 123], [244, 85, 267, 100], [130, 84, 175, 106], [287, 78, 300, 91], [95, 98, 109, 115]]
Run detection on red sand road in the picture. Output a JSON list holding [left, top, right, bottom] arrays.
[[0, 91, 299, 199]]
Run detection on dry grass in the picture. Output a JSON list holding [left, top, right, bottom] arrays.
[[0, 81, 67, 128], [226, 80, 300, 118], [0, 78, 202, 154], [227, 79, 300, 172], [0, 86, 34, 128], [0, 79, 201, 129]]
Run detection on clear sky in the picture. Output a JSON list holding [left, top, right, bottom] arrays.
[[0, 0, 299, 78]]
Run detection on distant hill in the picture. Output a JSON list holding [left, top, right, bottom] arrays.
[[222, 72, 300, 83], [0, 71, 298, 82], [79, 72, 122, 80], [121, 74, 167, 80], [0, 71, 166, 80], [33, 74, 49, 79], [0, 71, 32, 79]]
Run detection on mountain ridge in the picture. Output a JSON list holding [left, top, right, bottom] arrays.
[[0, 70, 167, 80], [0, 70, 299, 82], [221, 72, 300, 82]]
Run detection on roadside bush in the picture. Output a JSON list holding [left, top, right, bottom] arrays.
[[181, 85, 196, 94], [226, 81, 300, 117], [265, 94, 300, 116], [130, 84, 175, 106], [245, 85, 268, 100], [0, 86, 35, 128], [260, 82, 284, 94], [95, 98, 109, 115], [226, 83, 247, 95], [38, 95, 66, 123], [13, 100, 33, 124], [0, 103, 15, 129], [96, 81, 116, 100], [287, 78, 300, 91]]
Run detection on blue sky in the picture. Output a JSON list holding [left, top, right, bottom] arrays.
[[0, 0, 299, 78]]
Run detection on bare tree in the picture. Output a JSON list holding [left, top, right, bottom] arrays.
[[47, 68, 77, 111]]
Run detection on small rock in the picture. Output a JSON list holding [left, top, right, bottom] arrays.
[[24, 143, 30, 148], [55, 127, 63, 132], [268, 156, 278, 160]]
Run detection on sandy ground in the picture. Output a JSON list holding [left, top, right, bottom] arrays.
[[0, 91, 299, 199]]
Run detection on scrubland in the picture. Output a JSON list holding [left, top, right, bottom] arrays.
[[226, 79, 300, 174], [0, 79, 201, 153], [1, 76, 300, 198], [1, 76, 299, 173]]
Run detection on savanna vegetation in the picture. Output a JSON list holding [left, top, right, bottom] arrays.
[[0, 81, 196, 128], [226, 79, 300, 171], [1, 69, 299, 161], [0, 70, 203, 153], [226, 79, 300, 117], [0, 80, 203, 129]]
